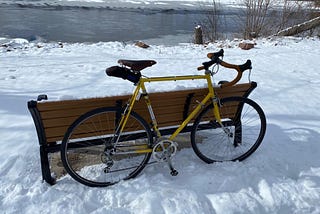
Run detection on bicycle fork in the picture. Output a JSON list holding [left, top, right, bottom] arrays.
[[206, 73, 231, 136], [212, 97, 233, 139]]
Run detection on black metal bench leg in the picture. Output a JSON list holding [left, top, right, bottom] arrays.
[[39, 146, 56, 185], [234, 121, 242, 147]]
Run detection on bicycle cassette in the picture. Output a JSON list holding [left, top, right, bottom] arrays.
[[152, 139, 178, 162]]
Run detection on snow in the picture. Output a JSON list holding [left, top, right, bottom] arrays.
[[1, 36, 320, 213]]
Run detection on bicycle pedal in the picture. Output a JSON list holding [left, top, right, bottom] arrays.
[[170, 169, 178, 176]]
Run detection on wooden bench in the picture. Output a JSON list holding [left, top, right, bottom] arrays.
[[28, 82, 257, 185]]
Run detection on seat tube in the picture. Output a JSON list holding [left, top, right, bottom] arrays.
[[206, 74, 222, 124], [118, 82, 141, 135], [140, 82, 161, 138]]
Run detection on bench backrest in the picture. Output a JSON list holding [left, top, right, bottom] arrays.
[[28, 82, 256, 146]]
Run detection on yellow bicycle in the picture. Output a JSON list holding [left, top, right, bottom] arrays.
[[61, 49, 266, 187]]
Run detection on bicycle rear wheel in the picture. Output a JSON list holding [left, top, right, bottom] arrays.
[[191, 96, 266, 163], [61, 107, 153, 187]]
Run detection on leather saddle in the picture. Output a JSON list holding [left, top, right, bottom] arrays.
[[118, 59, 157, 71]]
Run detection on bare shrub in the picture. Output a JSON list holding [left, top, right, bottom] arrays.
[[277, 0, 298, 32], [273, 0, 320, 36], [201, 0, 319, 40], [243, 0, 272, 39], [242, 0, 319, 38], [199, 0, 222, 42]]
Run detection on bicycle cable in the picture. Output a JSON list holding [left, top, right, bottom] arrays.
[[248, 68, 252, 82], [210, 56, 223, 76], [211, 64, 220, 76]]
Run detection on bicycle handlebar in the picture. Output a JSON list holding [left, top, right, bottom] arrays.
[[197, 49, 252, 88]]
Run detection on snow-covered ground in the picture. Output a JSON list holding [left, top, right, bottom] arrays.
[[1, 36, 320, 213]]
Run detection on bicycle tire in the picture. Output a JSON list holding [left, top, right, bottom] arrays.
[[191, 96, 266, 163], [61, 107, 153, 187]]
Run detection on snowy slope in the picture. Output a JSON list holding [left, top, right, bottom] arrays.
[[1, 36, 320, 213]]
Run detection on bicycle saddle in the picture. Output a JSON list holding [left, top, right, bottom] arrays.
[[118, 59, 157, 71]]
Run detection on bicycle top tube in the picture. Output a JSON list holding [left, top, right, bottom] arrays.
[[140, 74, 210, 83]]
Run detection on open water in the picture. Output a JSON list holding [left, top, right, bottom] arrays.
[[0, 4, 241, 44]]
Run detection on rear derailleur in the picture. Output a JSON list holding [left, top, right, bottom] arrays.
[[101, 150, 114, 173]]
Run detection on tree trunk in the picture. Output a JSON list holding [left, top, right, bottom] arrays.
[[274, 16, 320, 36], [194, 25, 203, 45]]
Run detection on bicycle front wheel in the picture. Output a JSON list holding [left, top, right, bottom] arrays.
[[191, 96, 266, 163], [61, 107, 153, 187]]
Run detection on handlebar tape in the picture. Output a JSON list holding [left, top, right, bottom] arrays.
[[239, 60, 252, 72], [207, 49, 224, 59]]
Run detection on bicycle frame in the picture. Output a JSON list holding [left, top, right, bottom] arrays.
[[115, 72, 223, 153]]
